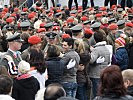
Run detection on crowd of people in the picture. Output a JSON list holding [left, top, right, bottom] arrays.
[[0, 0, 133, 100]]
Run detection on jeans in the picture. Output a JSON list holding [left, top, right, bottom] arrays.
[[62, 82, 77, 98], [76, 83, 88, 100], [90, 78, 100, 99]]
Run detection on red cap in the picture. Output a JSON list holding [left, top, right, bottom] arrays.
[[84, 28, 94, 35], [28, 13, 35, 19], [126, 22, 133, 28], [95, 13, 102, 17], [23, 8, 28, 12], [78, 10, 82, 13], [6, 17, 13, 23], [78, 6, 82, 10], [40, 23, 46, 28], [14, 8, 19, 12], [37, 28, 46, 33], [108, 23, 118, 30], [81, 16, 88, 21], [28, 35, 41, 45], [62, 34, 71, 39], [11, 13, 16, 17], [88, 7, 93, 11], [48, 13, 53, 17], [56, 9, 61, 12], [111, 5, 116, 10], [3, 8, 8, 12], [67, 17, 74, 23], [100, 7, 106, 11], [53, 26, 60, 30], [70, 14, 76, 17]]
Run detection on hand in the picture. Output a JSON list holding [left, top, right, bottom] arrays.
[[67, 59, 76, 69], [96, 56, 105, 64]]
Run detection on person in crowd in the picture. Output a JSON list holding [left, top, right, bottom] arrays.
[[122, 69, 133, 96], [115, 37, 128, 70], [0, 33, 23, 78], [0, 75, 14, 100], [44, 83, 66, 100], [29, 49, 47, 89], [89, 31, 111, 98], [104, 0, 117, 8], [45, 0, 55, 9], [12, 60, 40, 100], [61, 38, 80, 97], [94, 65, 133, 100]]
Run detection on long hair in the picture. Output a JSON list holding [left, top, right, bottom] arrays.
[[29, 49, 46, 74], [98, 65, 126, 97]]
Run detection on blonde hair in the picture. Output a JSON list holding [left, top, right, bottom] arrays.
[[122, 69, 133, 83]]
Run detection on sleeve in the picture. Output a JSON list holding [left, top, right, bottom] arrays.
[[90, 48, 99, 64]]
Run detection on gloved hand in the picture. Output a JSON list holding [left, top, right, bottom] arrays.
[[96, 56, 105, 64], [67, 59, 76, 69]]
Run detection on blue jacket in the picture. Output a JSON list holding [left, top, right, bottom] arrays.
[[115, 47, 128, 70]]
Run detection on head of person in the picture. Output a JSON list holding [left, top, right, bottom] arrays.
[[98, 65, 126, 97], [108, 23, 118, 34], [94, 30, 104, 43], [29, 49, 46, 74], [44, 83, 66, 100], [62, 38, 74, 52], [122, 69, 133, 88], [47, 45, 60, 58], [18, 60, 30, 75], [0, 75, 13, 95], [7, 33, 24, 51], [28, 35, 42, 51]]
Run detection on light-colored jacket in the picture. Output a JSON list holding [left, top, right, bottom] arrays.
[[89, 41, 111, 78]]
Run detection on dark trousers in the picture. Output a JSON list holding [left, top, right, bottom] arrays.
[[83, 0, 88, 10], [104, 0, 117, 7], [68, 0, 78, 10], [45, 0, 55, 9], [90, 0, 94, 7]]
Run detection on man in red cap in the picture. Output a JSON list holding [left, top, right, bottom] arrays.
[[21, 35, 42, 62], [107, 23, 118, 53]]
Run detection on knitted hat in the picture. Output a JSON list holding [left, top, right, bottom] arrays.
[[18, 60, 30, 74], [115, 37, 126, 46]]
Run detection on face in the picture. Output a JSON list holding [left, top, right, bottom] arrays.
[[62, 41, 70, 52], [112, 29, 117, 34], [13, 41, 22, 51]]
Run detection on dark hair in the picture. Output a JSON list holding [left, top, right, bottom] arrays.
[[0, 75, 13, 94], [94, 30, 104, 43], [47, 45, 60, 57], [44, 83, 66, 100], [98, 65, 126, 97], [84, 33, 92, 39], [57, 97, 78, 100], [62, 38, 74, 49], [64, 29, 72, 37], [29, 49, 46, 74]]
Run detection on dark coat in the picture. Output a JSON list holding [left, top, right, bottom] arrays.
[[12, 76, 40, 100], [115, 47, 128, 70], [127, 85, 133, 96]]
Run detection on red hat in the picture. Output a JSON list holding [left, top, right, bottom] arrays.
[[14, 8, 19, 12], [78, 10, 82, 13], [67, 17, 74, 23], [111, 5, 116, 10], [48, 13, 53, 17], [88, 7, 93, 11], [6, 17, 13, 23], [100, 7, 106, 11], [37, 28, 46, 33], [11, 13, 16, 17], [62, 34, 71, 39], [53, 26, 60, 30], [125, 22, 133, 28], [81, 16, 88, 21], [28, 35, 41, 45], [23, 8, 28, 12], [40, 23, 46, 28], [84, 28, 94, 35], [115, 37, 125, 46], [3, 8, 8, 13], [95, 13, 102, 17], [70, 14, 76, 17], [78, 6, 82, 10], [56, 9, 61, 12], [28, 13, 35, 19], [108, 23, 118, 30]]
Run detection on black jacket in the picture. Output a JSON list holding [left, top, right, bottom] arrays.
[[12, 76, 40, 100]]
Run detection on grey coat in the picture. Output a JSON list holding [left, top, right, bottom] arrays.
[[89, 41, 111, 78]]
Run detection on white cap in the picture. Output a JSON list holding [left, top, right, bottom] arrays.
[[18, 60, 30, 74]]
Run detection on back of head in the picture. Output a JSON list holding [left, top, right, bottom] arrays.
[[94, 30, 104, 43], [44, 83, 66, 100], [122, 69, 133, 84], [98, 65, 126, 97], [0, 75, 13, 94]]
